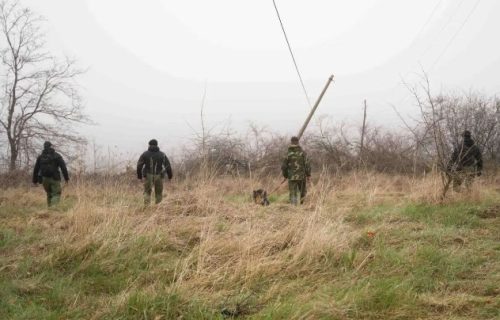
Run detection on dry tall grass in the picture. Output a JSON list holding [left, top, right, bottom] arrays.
[[1, 172, 499, 319]]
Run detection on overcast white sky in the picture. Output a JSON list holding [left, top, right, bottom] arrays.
[[22, 0, 500, 156]]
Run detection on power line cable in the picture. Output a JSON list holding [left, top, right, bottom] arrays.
[[383, 1, 454, 104], [384, 0, 482, 137], [414, 0, 445, 40], [272, 0, 312, 106], [430, 0, 482, 70], [418, 0, 467, 62], [387, 0, 480, 112]]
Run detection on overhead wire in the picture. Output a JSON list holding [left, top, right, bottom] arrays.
[[272, 0, 312, 107], [418, 0, 467, 60], [388, 0, 453, 86], [386, 0, 482, 112], [381, 0, 453, 111], [429, 0, 482, 71], [414, 0, 446, 40]]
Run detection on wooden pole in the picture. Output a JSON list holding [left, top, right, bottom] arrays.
[[297, 75, 334, 140], [360, 99, 367, 160]]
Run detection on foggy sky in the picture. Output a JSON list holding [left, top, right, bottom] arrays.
[[21, 0, 500, 157]]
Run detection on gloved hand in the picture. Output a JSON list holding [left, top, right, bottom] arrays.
[[477, 171, 482, 177]]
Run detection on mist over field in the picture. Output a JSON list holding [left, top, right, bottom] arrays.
[[4, 0, 499, 158]]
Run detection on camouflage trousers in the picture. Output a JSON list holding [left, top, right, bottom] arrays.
[[288, 179, 307, 205], [451, 166, 477, 192], [144, 174, 164, 204], [42, 177, 62, 207]]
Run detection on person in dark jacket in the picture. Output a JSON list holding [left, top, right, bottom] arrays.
[[137, 139, 173, 204], [281, 136, 311, 205], [32, 141, 69, 207], [447, 130, 483, 192]]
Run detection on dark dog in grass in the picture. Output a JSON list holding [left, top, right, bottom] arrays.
[[253, 189, 270, 206]]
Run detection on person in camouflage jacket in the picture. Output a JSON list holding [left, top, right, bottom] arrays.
[[281, 136, 311, 205]]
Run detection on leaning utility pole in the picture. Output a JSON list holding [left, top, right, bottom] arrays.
[[360, 99, 368, 158], [297, 75, 334, 140]]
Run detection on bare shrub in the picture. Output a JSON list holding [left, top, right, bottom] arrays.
[[404, 72, 498, 198]]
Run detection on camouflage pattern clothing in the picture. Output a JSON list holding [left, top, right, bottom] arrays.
[[281, 144, 311, 205], [32, 144, 69, 207], [143, 173, 164, 204], [451, 166, 476, 192], [447, 134, 482, 192], [288, 180, 307, 205], [137, 145, 173, 204], [42, 177, 62, 206]]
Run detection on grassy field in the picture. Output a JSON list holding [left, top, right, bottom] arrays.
[[0, 172, 499, 319]]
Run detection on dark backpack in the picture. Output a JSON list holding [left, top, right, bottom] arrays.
[[147, 152, 165, 175], [39, 153, 58, 178]]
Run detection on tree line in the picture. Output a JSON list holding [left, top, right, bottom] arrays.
[[175, 90, 498, 180]]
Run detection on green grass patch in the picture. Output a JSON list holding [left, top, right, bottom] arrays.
[[0, 227, 17, 249], [107, 290, 217, 320], [345, 204, 398, 226], [402, 203, 483, 228]]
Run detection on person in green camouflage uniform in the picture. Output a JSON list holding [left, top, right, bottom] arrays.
[[137, 139, 173, 205], [281, 136, 311, 205], [447, 130, 483, 192], [32, 141, 70, 207]]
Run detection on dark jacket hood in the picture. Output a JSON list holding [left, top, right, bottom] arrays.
[[42, 147, 55, 154], [463, 137, 474, 147], [148, 146, 160, 152]]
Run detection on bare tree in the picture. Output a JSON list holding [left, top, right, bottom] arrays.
[[436, 92, 499, 163], [0, 0, 89, 171], [405, 72, 499, 198], [405, 73, 455, 198]]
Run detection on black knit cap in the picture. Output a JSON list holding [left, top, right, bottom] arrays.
[[462, 130, 471, 138], [148, 139, 158, 146], [43, 141, 52, 149]]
